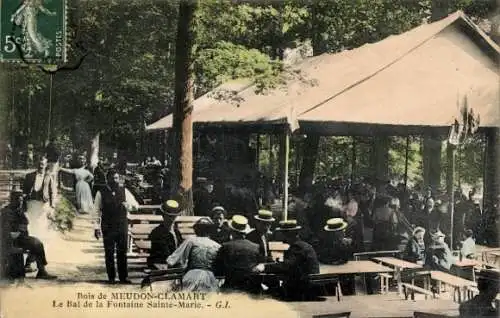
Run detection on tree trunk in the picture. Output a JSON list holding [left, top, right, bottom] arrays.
[[88, 132, 100, 170], [296, 4, 327, 197], [298, 134, 320, 195], [171, 0, 197, 216]]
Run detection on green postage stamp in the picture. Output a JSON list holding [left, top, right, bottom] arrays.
[[0, 0, 67, 64]]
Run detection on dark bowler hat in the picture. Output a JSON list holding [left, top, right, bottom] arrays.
[[276, 219, 301, 231], [254, 209, 275, 222], [228, 215, 251, 234], [160, 200, 181, 216], [324, 218, 348, 232], [193, 217, 214, 230]]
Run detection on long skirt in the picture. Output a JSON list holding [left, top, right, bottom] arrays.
[[75, 180, 94, 213], [179, 269, 219, 292]]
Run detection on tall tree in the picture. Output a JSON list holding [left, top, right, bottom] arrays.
[[171, 0, 198, 215]]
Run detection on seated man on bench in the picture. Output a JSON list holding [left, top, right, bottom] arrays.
[[254, 220, 320, 301], [1, 190, 56, 280]]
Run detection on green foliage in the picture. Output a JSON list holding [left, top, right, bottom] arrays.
[[49, 194, 77, 233], [388, 137, 422, 185], [195, 41, 283, 94]]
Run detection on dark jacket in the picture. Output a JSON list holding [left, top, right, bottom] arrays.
[[266, 239, 320, 285], [246, 229, 273, 262], [45, 143, 60, 163], [403, 238, 426, 264], [210, 223, 231, 245], [214, 238, 261, 293], [459, 296, 498, 317], [23, 171, 55, 206], [100, 186, 127, 231], [318, 236, 352, 265], [426, 242, 454, 272], [193, 188, 213, 216], [147, 224, 183, 268]]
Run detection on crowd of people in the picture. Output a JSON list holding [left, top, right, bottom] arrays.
[[1, 141, 498, 314]]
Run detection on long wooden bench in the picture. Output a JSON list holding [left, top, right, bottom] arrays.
[[128, 216, 202, 254], [430, 270, 476, 303]]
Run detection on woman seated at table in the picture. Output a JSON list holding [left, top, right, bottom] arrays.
[[403, 226, 426, 265], [166, 217, 221, 292], [426, 230, 455, 273]]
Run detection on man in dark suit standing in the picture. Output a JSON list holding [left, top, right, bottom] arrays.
[[147, 200, 183, 268], [247, 209, 275, 262], [93, 169, 139, 284], [214, 215, 262, 294], [254, 219, 320, 301]]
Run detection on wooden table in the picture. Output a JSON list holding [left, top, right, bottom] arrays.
[[488, 251, 500, 265], [475, 245, 500, 263], [319, 260, 393, 296], [373, 257, 423, 295], [320, 261, 394, 276]]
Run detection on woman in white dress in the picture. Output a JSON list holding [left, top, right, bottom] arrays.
[[59, 156, 94, 214]]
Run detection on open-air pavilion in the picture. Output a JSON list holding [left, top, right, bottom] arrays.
[[147, 11, 500, 239]]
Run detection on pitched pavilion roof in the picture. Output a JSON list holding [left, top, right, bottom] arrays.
[[146, 11, 499, 135]]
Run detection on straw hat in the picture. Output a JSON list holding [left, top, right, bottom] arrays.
[[254, 209, 275, 222], [276, 220, 301, 231], [324, 218, 348, 232], [160, 200, 181, 216], [228, 215, 251, 234]]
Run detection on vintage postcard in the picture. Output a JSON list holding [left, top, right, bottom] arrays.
[[0, 0, 499, 317]]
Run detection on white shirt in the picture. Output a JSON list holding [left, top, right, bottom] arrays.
[[92, 188, 139, 229], [461, 237, 476, 258], [33, 172, 44, 192]]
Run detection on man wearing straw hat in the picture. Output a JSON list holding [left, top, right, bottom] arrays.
[[147, 199, 183, 269], [247, 209, 275, 262], [318, 218, 352, 265], [319, 218, 356, 295], [254, 219, 320, 301], [214, 215, 262, 294], [459, 269, 499, 317]]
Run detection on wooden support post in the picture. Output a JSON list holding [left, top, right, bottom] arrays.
[[283, 130, 290, 221], [404, 136, 410, 192], [351, 137, 357, 182]]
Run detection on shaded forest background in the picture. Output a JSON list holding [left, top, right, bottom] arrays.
[[0, 0, 498, 192]]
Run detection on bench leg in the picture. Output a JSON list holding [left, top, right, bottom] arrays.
[[336, 282, 342, 302]]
